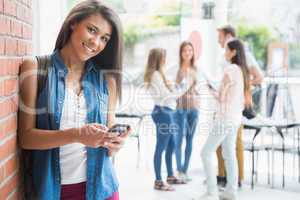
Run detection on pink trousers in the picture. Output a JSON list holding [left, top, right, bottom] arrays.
[[61, 182, 119, 200]]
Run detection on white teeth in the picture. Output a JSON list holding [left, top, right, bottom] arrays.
[[83, 43, 95, 53]]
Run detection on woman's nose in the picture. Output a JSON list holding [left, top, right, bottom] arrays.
[[89, 36, 104, 51]]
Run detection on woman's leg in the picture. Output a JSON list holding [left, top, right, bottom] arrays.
[[165, 133, 175, 177], [201, 121, 227, 195], [236, 125, 244, 182], [174, 109, 186, 173], [152, 106, 174, 181], [221, 124, 239, 195], [182, 109, 199, 173]]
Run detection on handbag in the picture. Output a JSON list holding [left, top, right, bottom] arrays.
[[243, 106, 256, 119]]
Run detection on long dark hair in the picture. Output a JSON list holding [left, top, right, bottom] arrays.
[[55, 0, 123, 99], [179, 41, 196, 69], [227, 40, 252, 107]]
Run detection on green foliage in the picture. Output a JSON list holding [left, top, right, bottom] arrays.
[[153, 3, 180, 26], [153, 14, 180, 26], [237, 25, 274, 67], [123, 2, 180, 47], [123, 24, 144, 47], [289, 44, 300, 69]]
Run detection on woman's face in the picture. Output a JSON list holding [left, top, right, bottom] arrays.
[[160, 53, 166, 67], [69, 13, 112, 61], [225, 46, 236, 62], [181, 45, 194, 63]]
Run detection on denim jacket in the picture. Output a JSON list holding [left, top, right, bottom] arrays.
[[32, 51, 118, 200]]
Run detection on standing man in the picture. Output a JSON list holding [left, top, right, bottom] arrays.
[[216, 25, 264, 188]]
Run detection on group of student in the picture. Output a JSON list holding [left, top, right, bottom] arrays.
[[144, 25, 263, 200]]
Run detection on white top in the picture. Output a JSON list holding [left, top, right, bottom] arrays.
[[148, 71, 191, 110], [59, 87, 87, 185], [216, 64, 244, 124]]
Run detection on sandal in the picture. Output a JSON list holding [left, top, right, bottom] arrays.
[[166, 176, 187, 185], [154, 180, 175, 191]]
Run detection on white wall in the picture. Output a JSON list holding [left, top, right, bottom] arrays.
[[33, 0, 67, 55]]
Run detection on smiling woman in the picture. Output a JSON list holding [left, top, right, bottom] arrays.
[[18, 1, 128, 200]]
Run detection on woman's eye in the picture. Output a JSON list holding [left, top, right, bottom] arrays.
[[101, 37, 109, 43], [87, 27, 96, 34]]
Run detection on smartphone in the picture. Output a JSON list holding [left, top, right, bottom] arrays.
[[207, 83, 217, 91], [108, 124, 130, 136]]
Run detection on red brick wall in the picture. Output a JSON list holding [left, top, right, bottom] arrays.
[[0, 0, 32, 199]]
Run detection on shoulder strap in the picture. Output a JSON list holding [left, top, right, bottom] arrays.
[[36, 55, 51, 96]]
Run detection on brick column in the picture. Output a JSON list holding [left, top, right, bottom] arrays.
[[0, 0, 32, 199]]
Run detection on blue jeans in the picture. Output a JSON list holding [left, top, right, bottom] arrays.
[[151, 105, 178, 181], [175, 108, 199, 173]]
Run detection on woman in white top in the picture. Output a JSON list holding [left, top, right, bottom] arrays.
[[196, 40, 251, 200], [144, 48, 192, 191]]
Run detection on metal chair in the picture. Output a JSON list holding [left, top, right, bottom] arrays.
[[114, 113, 148, 168], [243, 124, 271, 189], [270, 123, 300, 187]]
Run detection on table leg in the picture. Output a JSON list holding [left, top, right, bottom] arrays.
[[272, 129, 275, 188]]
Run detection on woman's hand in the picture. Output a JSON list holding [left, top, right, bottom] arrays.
[[76, 123, 109, 148], [105, 129, 131, 156]]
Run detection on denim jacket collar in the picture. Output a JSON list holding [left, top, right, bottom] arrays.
[[53, 50, 97, 75]]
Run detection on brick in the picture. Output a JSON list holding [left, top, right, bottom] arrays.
[[0, 58, 21, 76], [0, 135, 17, 163], [16, 3, 24, 20], [0, 0, 4, 12], [0, 16, 10, 35], [0, 173, 18, 200], [11, 20, 22, 37], [0, 115, 17, 140], [5, 38, 17, 56], [3, 0, 17, 17], [22, 24, 31, 39], [22, 6, 32, 24], [25, 41, 31, 54], [0, 78, 18, 96], [17, 40, 26, 55], [0, 155, 18, 183], [0, 37, 4, 55], [0, 95, 18, 118]]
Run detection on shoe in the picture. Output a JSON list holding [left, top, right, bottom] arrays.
[[154, 180, 175, 191], [219, 190, 237, 200], [166, 176, 187, 184], [238, 181, 242, 188], [184, 173, 192, 182], [192, 193, 219, 200], [217, 176, 226, 188], [178, 172, 192, 182]]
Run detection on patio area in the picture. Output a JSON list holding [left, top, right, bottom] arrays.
[[114, 132, 300, 200]]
